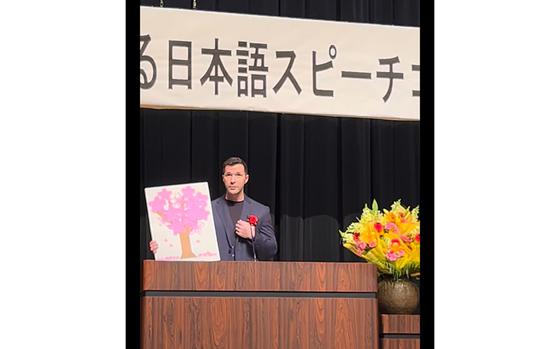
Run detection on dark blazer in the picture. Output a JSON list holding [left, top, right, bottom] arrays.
[[212, 195, 277, 261]]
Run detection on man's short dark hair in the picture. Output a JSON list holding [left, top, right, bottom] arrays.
[[222, 157, 248, 175]]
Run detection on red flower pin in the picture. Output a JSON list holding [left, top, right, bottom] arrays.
[[248, 215, 259, 226]]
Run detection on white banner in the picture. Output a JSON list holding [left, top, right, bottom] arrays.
[[140, 7, 420, 121]]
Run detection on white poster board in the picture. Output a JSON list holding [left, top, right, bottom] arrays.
[[145, 182, 220, 261]]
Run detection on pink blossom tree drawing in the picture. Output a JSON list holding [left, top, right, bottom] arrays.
[[149, 186, 210, 259]]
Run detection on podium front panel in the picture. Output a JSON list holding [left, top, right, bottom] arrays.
[[142, 261, 379, 349]]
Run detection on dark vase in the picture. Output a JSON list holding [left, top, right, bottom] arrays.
[[378, 278, 419, 314]]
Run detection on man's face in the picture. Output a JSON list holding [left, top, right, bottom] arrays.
[[222, 164, 249, 196]]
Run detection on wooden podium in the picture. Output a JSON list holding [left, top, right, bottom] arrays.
[[142, 260, 379, 349], [380, 314, 420, 349]]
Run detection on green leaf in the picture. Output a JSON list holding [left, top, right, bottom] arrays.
[[372, 199, 378, 212]]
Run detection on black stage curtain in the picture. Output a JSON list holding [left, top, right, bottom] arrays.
[[139, 0, 420, 262]]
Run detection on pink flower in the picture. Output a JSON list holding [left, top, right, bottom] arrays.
[[368, 241, 376, 248], [385, 222, 399, 233], [386, 251, 399, 262], [401, 234, 413, 243], [358, 242, 366, 250], [386, 249, 404, 262], [353, 232, 360, 242]]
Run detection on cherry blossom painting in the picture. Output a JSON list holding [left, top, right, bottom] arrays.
[[145, 182, 220, 261]]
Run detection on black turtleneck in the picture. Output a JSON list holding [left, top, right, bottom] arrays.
[[225, 199, 244, 226]]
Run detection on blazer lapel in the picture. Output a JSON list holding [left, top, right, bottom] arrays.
[[216, 197, 236, 249]]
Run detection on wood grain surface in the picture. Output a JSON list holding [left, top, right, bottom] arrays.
[[380, 314, 420, 349], [143, 296, 378, 349], [381, 338, 420, 349], [142, 261, 379, 348], [380, 314, 420, 334], [143, 260, 377, 292]]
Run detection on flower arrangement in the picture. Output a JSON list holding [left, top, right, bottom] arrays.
[[340, 199, 420, 280]]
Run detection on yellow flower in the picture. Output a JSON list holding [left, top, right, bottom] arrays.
[[339, 199, 420, 279], [357, 222, 376, 245]]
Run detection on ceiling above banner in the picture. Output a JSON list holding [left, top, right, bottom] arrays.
[[140, 7, 420, 121]]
